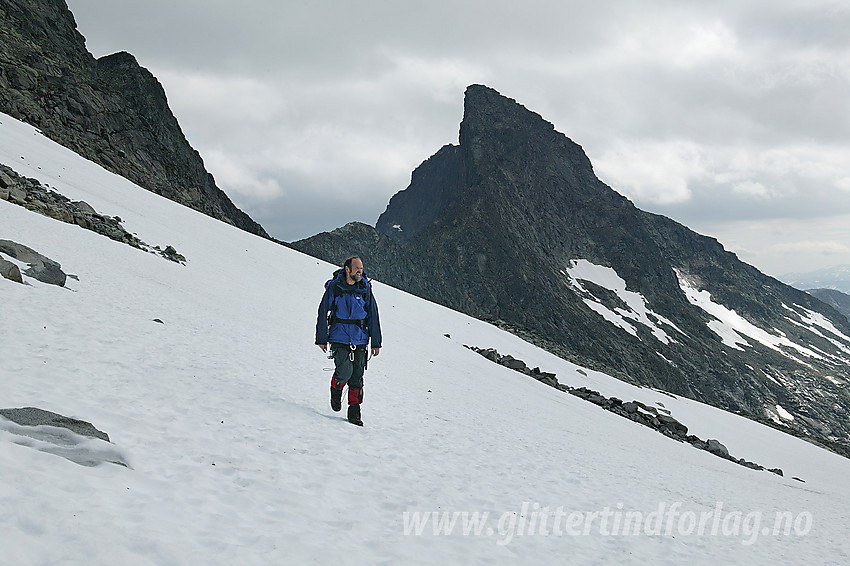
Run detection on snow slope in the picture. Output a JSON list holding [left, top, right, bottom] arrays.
[[2, 113, 850, 565]]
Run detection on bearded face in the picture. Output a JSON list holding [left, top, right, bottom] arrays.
[[346, 258, 364, 283]]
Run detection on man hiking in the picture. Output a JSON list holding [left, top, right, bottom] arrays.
[[316, 256, 382, 426]]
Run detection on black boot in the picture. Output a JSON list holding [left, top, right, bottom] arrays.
[[347, 404, 363, 426]]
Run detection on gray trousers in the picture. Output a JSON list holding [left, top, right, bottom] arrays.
[[331, 343, 367, 390]]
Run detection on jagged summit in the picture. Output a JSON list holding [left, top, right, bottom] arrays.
[[293, 84, 850, 455], [459, 84, 589, 175], [376, 85, 604, 245]]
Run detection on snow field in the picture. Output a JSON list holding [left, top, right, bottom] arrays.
[[2, 114, 850, 564]]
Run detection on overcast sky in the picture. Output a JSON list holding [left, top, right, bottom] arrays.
[[65, 0, 850, 278]]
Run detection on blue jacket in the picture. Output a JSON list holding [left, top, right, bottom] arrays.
[[316, 269, 382, 348]]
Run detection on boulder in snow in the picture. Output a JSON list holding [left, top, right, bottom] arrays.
[[706, 439, 729, 458], [0, 407, 109, 441], [0, 240, 66, 286], [0, 256, 23, 283]]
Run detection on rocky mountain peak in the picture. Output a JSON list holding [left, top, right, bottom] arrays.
[[461, 84, 553, 136], [294, 84, 850, 457], [376, 85, 617, 247], [460, 84, 594, 188]]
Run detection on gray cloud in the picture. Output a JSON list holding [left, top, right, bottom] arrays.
[[66, 0, 850, 277]]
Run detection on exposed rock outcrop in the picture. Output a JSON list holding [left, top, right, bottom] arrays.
[[0, 255, 23, 282], [0, 239, 66, 286], [0, 164, 186, 264]]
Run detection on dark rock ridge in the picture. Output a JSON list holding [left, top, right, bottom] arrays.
[[807, 288, 850, 322], [466, 345, 785, 476], [0, 164, 186, 264], [292, 84, 850, 455], [0, 0, 268, 238]]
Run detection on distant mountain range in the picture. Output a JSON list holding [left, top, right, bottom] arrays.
[[782, 265, 850, 295], [293, 85, 850, 456]]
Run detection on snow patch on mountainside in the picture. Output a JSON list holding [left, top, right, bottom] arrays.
[[782, 303, 850, 365], [564, 259, 683, 344], [775, 405, 795, 422], [782, 304, 850, 363], [675, 270, 822, 363]]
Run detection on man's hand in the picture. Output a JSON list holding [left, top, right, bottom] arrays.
[[318, 344, 327, 353], [371, 347, 380, 357]]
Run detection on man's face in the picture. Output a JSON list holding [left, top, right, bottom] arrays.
[[347, 259, 364, 282]]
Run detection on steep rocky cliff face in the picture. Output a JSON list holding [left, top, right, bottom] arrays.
[[375, 144, 468, 244], [0, 0, 267, 237], [293, 84, 850, 455]]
